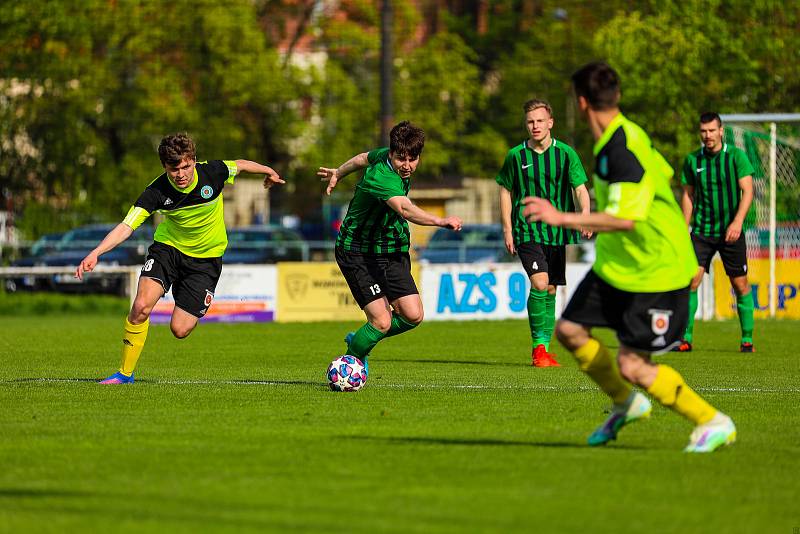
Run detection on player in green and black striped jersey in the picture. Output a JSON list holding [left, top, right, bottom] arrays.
[[675, 112, 755, 353], [319, 121, 462, 374], [496, 99, 591, 367], [74, 133, 285, 384]]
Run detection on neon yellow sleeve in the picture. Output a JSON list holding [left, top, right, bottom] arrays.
[[223, 160, 238, 184], [122, 205, 151, 230]]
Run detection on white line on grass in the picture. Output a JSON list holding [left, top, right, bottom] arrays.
[[8, 378, 800, 393]]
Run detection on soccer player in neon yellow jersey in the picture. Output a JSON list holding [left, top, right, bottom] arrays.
[[524, 62, 736, 452], [75, 133, 285, 384]]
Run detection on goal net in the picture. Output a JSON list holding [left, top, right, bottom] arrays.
[[714, 114, 800, 318]]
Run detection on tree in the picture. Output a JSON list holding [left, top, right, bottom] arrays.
[[592, 0, 799, 229], [0, 0, 305, 237]]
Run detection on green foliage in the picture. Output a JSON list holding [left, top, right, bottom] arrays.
[[395, 33, 494, 177], [594, 5, 760, 173], [0, 0, 304, 225], [14, 202, 88, 240], [2, 0, 799, 234]]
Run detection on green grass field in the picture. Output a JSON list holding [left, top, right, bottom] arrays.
[[1, 315, 798, 533]]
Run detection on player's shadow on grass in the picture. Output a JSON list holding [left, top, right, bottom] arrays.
[[5, 378, 324, 387], [7, 377, 99, 384], [662, 348, 742, 354], [381, 358, 529, 367], [231, 379, 323, 387], [344, 435, 644, 450]]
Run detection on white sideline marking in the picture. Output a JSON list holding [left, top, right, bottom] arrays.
[[7, 378, 800, 393]]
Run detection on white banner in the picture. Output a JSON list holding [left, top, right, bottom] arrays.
[[149, 264, 278, 323], [421, 262, 593, 321]]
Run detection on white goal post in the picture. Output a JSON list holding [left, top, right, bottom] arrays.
[[720, 113, 800, 317]]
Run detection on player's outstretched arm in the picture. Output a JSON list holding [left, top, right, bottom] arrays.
[[234, 160, 285, 189], [386, 196, 462, 230], [75, 223, 134, 280], [318, 152, 369, 195], [522, 197, 633, 233], [573, 183, 593, 239]]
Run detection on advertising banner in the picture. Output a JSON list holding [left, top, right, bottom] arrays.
[[713, 258, 800, 318], [420, 263, 593, 321], [277, 262, 364, 322], [276, 262, 422, 322], [150, 265, 277, 323]]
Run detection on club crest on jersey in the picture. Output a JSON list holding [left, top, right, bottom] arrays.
[[648, 308, 672, 335], [204, 289, 214, 307], [200, 185, 214, 199]]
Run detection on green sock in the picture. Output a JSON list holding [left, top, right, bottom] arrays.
[[528, 288, 548, 348], [737, 291, 754, 344], [684, 290, 698, 343], [385, 312, 418, 338], [543, 292, 556, 352], [347, 322, 386, 360]]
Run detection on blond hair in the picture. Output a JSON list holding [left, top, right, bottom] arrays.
[[522, 99, 553, 117]]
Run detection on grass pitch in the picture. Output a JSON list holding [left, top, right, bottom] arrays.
[[0, 316, 797, 533]]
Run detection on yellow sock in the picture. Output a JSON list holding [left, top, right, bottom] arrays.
[[647, 364, 717, 425], [120, 317, 149, 376], [573, 338, 632, 405]]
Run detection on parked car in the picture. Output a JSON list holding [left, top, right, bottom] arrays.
[[223, 226, 306, 264], [29, 232, 66, 257], [417, 224, 511, 264], [32, 224, 153, 294], [4, 232, 67, 292]]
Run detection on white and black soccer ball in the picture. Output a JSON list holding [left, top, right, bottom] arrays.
[[327, 355, 367, 392]]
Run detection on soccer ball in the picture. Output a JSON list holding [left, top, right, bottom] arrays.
[[327, 355, 367, 392]]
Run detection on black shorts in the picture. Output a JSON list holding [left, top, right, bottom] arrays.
[[516, 241, 566, 285], [561, 270, 689, 354], [335, 247, 418, 309], [692, 233, 748, 277], [141, 242, 223, 318]]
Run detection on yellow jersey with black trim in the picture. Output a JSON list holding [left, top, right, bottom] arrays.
[[122, 160, 237, 258], [592, 114, 697, 292]]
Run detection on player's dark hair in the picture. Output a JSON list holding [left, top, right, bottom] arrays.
[[699, 111, 722, 127], [523, 99, 553, 117], [571, 62, 620, 110], [158, 133, 197, 167], [389, 121, 425, 158]]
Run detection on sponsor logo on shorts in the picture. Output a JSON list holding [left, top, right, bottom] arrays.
[[204, 289, 214, 307], [200, 185, 214, 199], [648, 308, 672, 336]]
